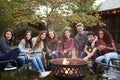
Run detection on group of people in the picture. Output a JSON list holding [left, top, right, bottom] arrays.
[[74, 23, 118, 73], [0, 22, 118, 78]]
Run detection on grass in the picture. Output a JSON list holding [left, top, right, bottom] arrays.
[[1, 50, 119, 80], [0, 48, 96, 80], [0, 70, 96, 80]]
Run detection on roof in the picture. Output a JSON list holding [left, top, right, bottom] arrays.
[[99, 0, 120, 11]]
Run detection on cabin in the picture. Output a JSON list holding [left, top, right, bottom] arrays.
[[92, 0, 120, 45]]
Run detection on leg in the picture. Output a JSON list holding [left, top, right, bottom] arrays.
[[28, 57, 41, 72], [17, 56, 26, 67], [35, 56, 45, 71], [52, 52, 59, 59], [95, 55, 105, 65], [105, 52, 118, 66], [80, 51, 86, 59], [55, 52, 59, 58], [0, 48, 21, 61], [91, 52, 100, 73], [35, 52, 44, 65]]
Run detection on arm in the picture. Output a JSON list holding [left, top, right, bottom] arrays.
[[106, 42, 116, 51], [46, 46, 51, 53], [91, 36, 98, 48], [18, 39, 28, 52], [98, 42, 116, 51], [84, 45, 90, 55], [65, 39, 74, 52], [88, 47, 97, 58], [83, 47, 97, 60], [0, 37, 10, 53]]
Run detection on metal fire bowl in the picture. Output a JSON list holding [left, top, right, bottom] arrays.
[[50, 58, 88, 80]]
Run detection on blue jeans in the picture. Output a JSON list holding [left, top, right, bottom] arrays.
[[0, 48, 20, 61], [80, 51, 100, 72], [80, 51, 85, 59], [18, 55, 45, 72], [46, 52, 59, 60], [96, 52, 118, 66]]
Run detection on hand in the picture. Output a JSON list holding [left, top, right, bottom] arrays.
[[83, 57, 88, 61], [49, 53, 53, 56], [27, 51, 32, 54], [99, 45, 106, 50], [51, 51, 55, 54], [63, 50, 67, 54], [94, 36, 98, 42]]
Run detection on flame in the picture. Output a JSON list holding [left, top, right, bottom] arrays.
[[63, 58, 69, 65]]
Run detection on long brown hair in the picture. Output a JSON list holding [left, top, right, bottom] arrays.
[[61, 29, 71, 42], [34, 30, 47, 49], [2, 28, 14, 45], [25, 30, 33, 48], [46, 29, 58, 49], [98, 28, 113, 44]]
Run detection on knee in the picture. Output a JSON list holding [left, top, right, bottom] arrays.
[[95, 58, 99, 62], [14, 48, 21, 53]]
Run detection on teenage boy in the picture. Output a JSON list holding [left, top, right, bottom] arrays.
[[74, 22, 87, 58], [83, 31, 99, 74]]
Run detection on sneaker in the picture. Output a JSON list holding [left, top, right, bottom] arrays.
[[4, 63, 17, 70], [39, 71, 51, 78]]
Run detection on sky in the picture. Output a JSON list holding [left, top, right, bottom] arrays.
[[95, 0, 106, 5], [36, 0, 106, 17]]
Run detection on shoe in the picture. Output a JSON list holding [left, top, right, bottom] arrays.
[[39, 71, 51, 78], [4, 63, 17, 70]]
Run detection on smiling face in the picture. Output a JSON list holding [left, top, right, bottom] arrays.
[[48, 31, 55, 39], [76, 26, 84, 34], [40, 32, 46, 40], [87, 35, 95, 43], [5, 31, 12, 40], [98, 31, 104, 39], [64, 30, 71, 39], [26, 32, 32, 40]]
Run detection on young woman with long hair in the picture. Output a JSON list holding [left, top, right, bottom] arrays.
[[46, 29, 59, 60], [59, 29, 74, 58], [0, 28, 21, 69], [32, 30, 47, 64], [18, 30, 51, 78], [95, 28, 118, 67]]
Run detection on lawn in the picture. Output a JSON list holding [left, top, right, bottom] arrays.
[[1, 49, 119, 80], [0, 50, 96, 80], [0, 70, 96, 80]]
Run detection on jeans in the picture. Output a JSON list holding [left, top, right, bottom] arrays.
[[91, 51, 101, 73], [0, 48, 21, 70], [18, 55, 45, 72], [80, 51, 86, 59], [80, 51, 100, 72], [96, 52, 118, 66], [46, 52, 59, 60], [0, 48, 20, 61], [35, 52, 44, 64]]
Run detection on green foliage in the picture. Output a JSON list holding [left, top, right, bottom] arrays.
[[0, 0, 105, 36], [0, 0, 14, 34]]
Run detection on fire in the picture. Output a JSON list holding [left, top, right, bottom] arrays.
[[63, 58, 69, 65]]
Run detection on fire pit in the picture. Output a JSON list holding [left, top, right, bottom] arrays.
[[50, 58, 88, 80]]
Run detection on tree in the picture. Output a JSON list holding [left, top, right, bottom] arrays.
[[34, 0, 105, 35], [0, 0, 14, 35], [0, 0, 105, 36]]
